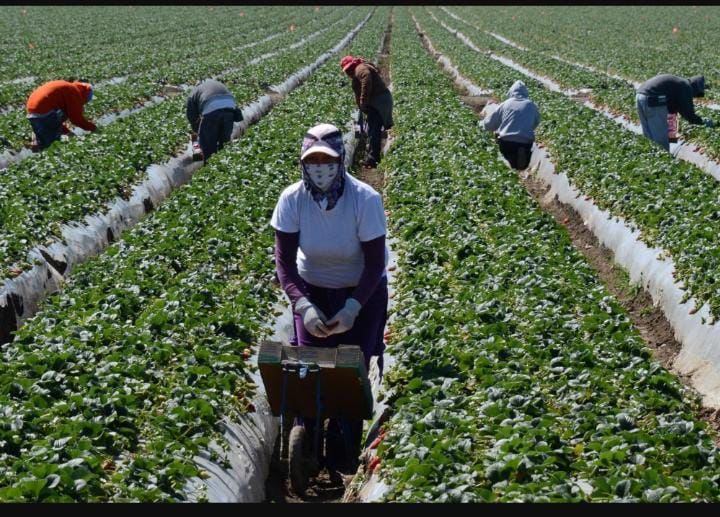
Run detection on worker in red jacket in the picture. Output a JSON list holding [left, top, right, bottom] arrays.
[[26, 80, 97, 151]]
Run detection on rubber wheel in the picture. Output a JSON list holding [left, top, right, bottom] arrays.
[[288, 425, 308, 496]]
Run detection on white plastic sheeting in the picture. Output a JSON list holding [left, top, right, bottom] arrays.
[[0, 147, 33, 171], [440, 6, 642, 88], [179, 13, 373, 503], [229, 14, 352, 74], [0, 104, 18, 115], [439, 6, 720, 106], [234, 30, 284, 52], [1, 76, 37, 86], [431, 12, 720, 187], [526, 144, 720, 408], [353, 21, 397, 500], [418, 19, 492, 98], [95, 76, 129, 88], [487, 31, 529, 51], [0, 18, 353, 171], [0, 11, 379, 502], [420, 16, 720, 419], [0, 10, 371, 338]]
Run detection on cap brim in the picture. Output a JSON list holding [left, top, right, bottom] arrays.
[[301, 144, 340, 161]]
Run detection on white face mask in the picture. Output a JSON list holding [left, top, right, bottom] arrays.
[[305, 163, 339, 192]]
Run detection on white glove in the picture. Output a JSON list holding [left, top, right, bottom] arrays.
[[704, 118, 714, 128], [325, 298, 362, 336], [295, 297, 331, 338]]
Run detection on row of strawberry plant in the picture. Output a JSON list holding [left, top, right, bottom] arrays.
[[372, 7, 720, 503], [414, 8, 720, 322], [447, 6, 720, 104], [0, 6, 313, 108], [0, 6, 389, 502], [430, 7, 720, 164], [0, 9, 371, 280], [0, 6, 352, 154]]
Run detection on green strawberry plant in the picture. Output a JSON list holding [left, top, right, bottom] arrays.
[[374, 7, 720, 503]]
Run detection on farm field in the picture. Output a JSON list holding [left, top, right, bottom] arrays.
[[2, 5, 720, 503]]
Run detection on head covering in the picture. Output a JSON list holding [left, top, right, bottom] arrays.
[[507, 80, 529, 99], [689, 75, 705, 97], [300, 123, 346, 211], [340, 55, 364, 74], [73, 82, 93, 103]]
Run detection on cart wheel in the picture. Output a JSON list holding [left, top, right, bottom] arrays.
[[288, 425, 309, 495], [279, 415, 292, 461]]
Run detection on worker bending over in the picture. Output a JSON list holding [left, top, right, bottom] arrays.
[[26, 80, 96, 151], [636, 74, 712, 151], [186, 79, 243, 163]]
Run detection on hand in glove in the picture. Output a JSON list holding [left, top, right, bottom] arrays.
[[295, 297, 331, 338], [325, 298, 362, 336], [704, 118, 714, 128]]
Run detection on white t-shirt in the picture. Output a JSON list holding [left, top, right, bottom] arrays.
[[271, 173, 388, 288]]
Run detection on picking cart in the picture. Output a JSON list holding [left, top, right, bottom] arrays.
[[258, 341, 373, 495]]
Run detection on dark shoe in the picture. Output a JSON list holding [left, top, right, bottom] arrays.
[[362, 159, 378, 168]]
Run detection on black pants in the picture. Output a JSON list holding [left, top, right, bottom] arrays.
[[365, 107, 383, 165], [198, 108, 234, 163], [28, 110, 64, 151], [498, 139, 533, 170]]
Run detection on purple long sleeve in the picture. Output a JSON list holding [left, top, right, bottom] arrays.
[[352, 235, 386, 306], [275, 230, 310, 308]]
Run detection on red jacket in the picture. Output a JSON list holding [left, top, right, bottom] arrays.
[[27, 80, 96, 132]]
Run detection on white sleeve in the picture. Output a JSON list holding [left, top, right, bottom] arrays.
[[270, 189, 299, 233], [357, 192, 386, 242]]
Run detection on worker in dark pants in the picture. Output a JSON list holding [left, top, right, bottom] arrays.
[[26, 80, 97, 151], [340, 55, 393, 168], [271, 123, 388, 481], [482, 80, 540, 170], [185, 79, 243, 163], [636, 74, 713, 151]]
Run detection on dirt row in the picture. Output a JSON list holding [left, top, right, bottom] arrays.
[[413, 24, 720, 445], [262, 9, 394, 504]]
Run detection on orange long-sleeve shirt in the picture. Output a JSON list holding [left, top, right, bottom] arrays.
[[27, 80, 96, 132]]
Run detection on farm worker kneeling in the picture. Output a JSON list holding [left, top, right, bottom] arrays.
[[185, 79, 243, 163], [636, 74, 712, 151], [26, 80, 96, 151], [271, 123, 388, 477], [340, 55, 393, 168], [482, 79, 540, 170]]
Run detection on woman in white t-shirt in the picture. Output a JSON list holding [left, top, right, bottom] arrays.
[[270, 123, 388, 476]]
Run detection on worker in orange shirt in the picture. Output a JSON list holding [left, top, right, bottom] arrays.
[[26, 80, 97, 151]]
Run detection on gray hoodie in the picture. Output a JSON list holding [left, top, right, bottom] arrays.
[[483, 80, 540, 143]]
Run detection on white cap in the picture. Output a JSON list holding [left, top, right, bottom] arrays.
[[300, 123, 342, 161]]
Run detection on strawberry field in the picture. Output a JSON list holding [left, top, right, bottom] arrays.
[[2, 5, 720, 503]]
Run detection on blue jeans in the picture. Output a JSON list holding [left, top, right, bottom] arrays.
[[28, 109, 64, 151], [198, 108, 234, 163], [636, 93, 669, 151]]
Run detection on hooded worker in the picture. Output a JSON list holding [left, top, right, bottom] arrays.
[[635, 74, 712, 151], [26, 80, 96, 151], [340, 55, 393, 168], [482, 80, 540, 170]]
